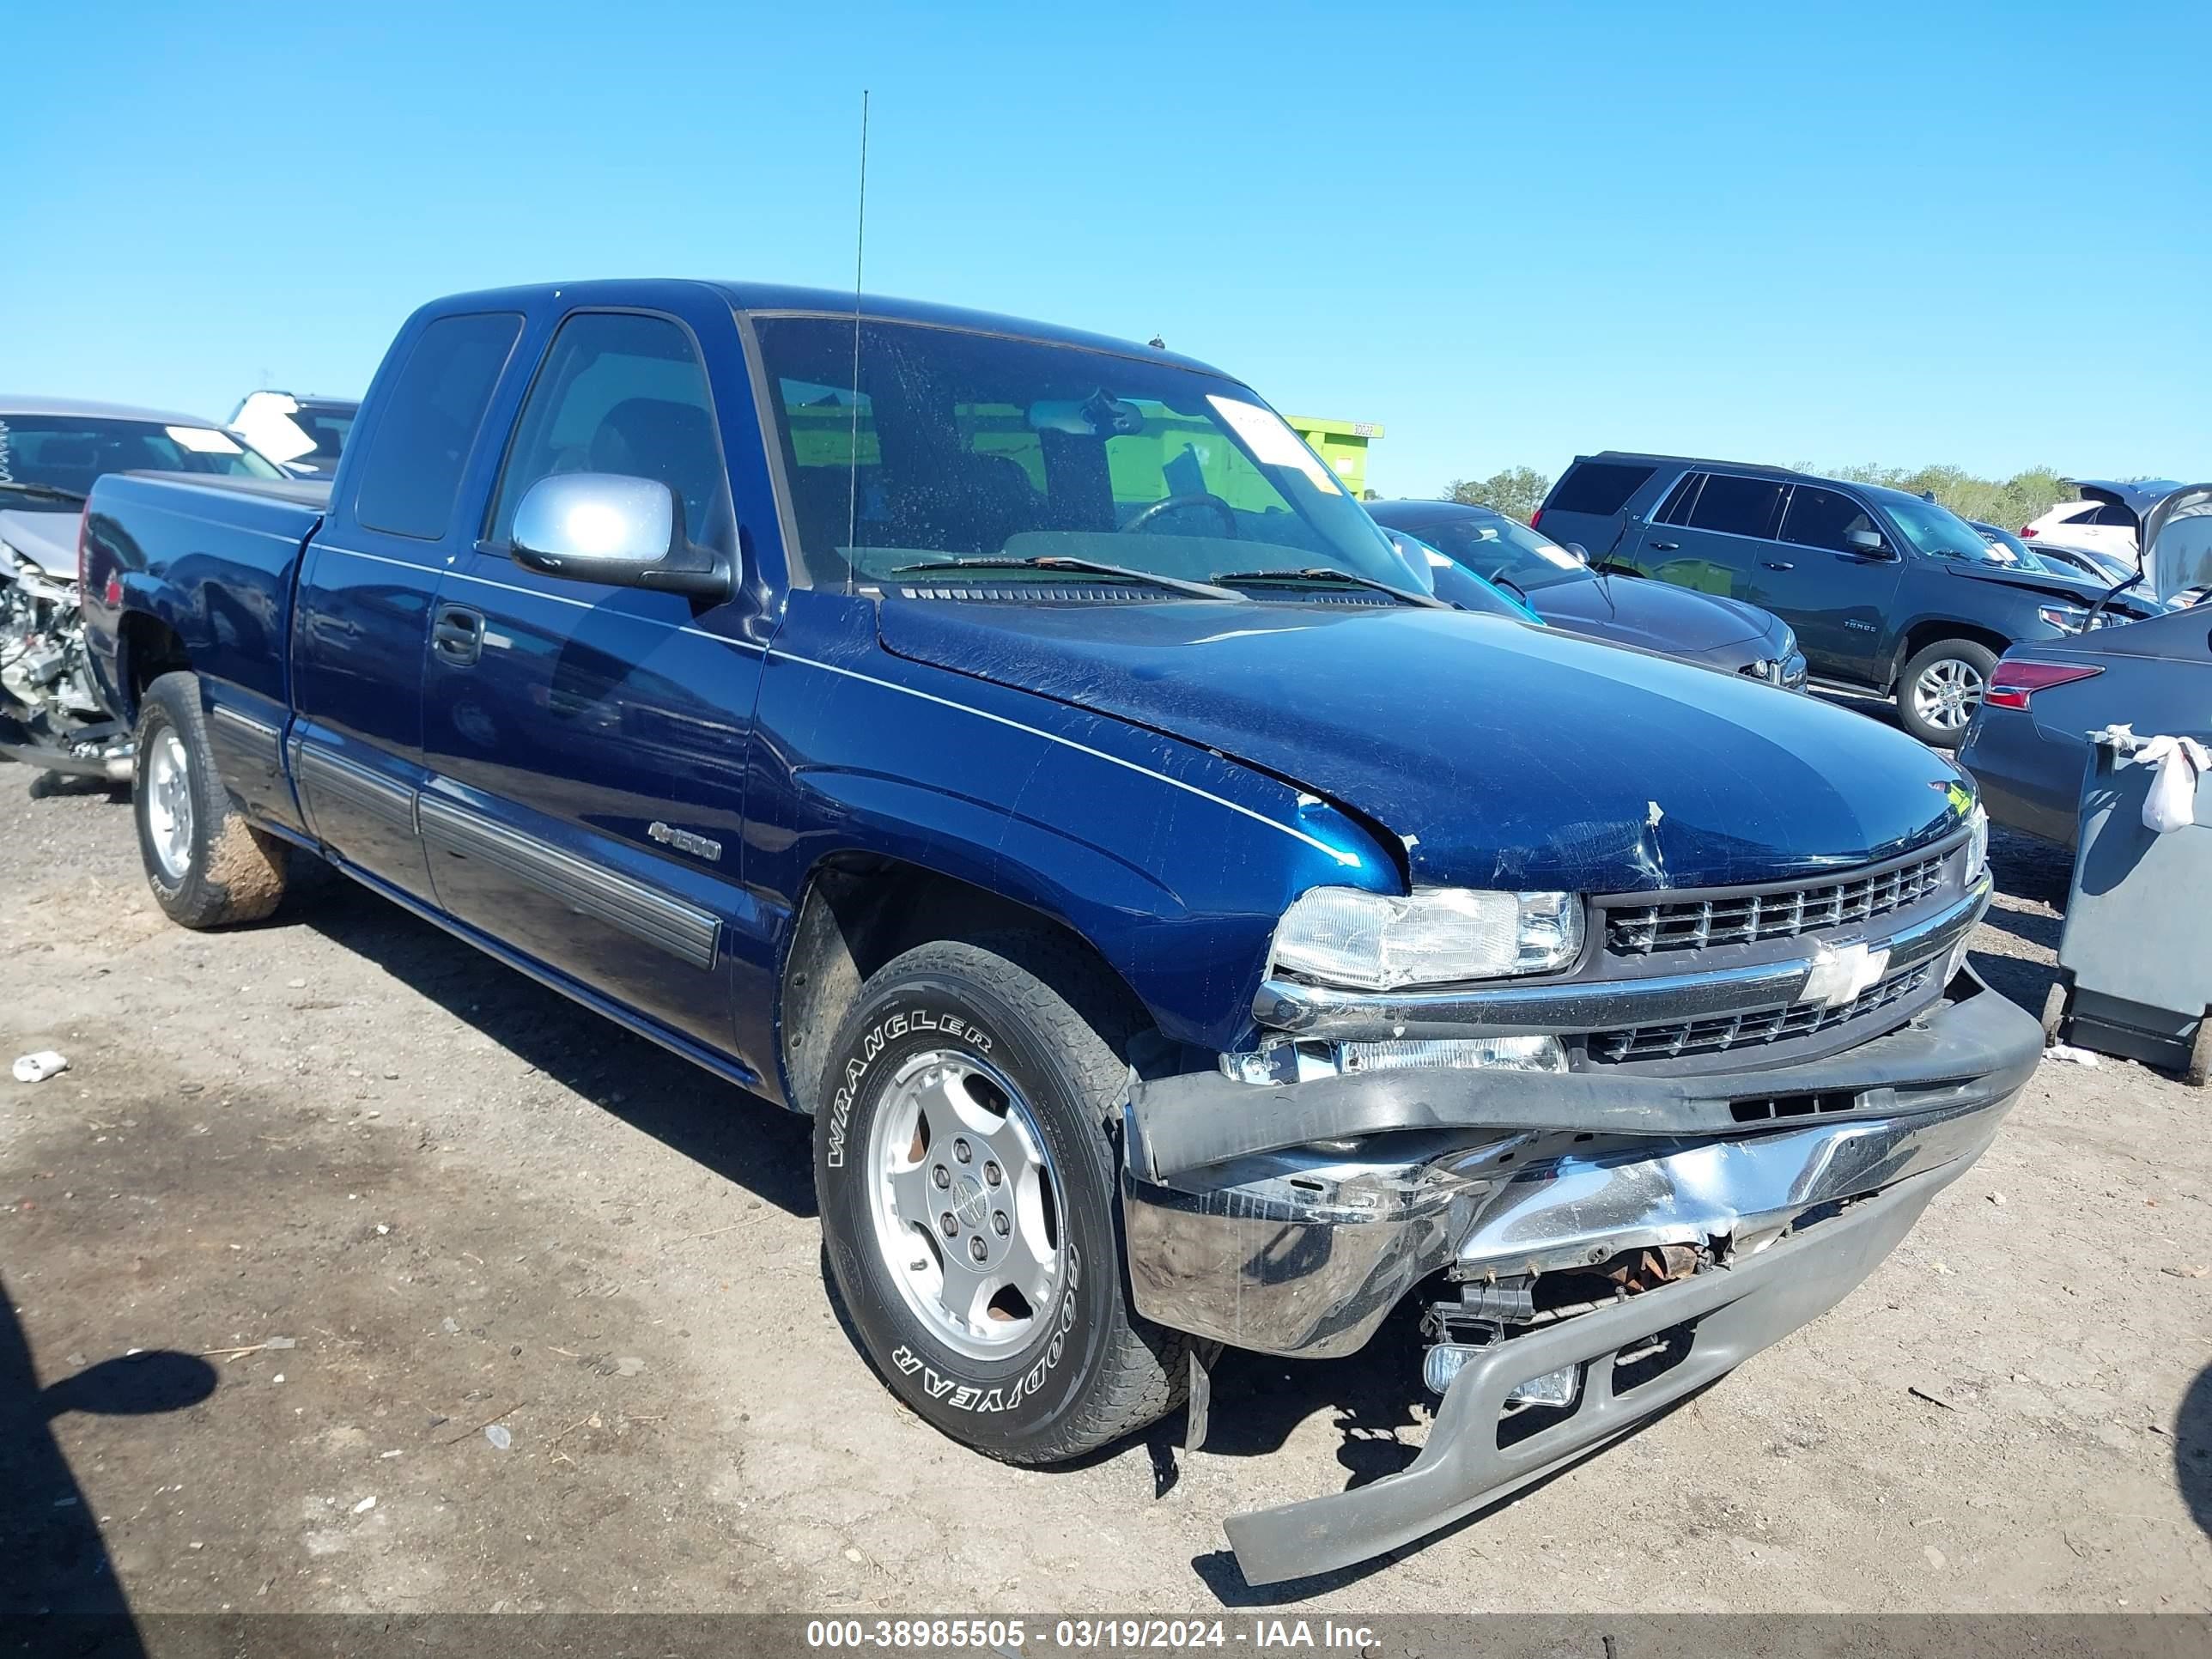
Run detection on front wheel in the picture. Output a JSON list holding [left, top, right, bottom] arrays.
[[813, 935, 1185, 1464], [1897, 639, 1998, 748], [133, 672, 288, 928]]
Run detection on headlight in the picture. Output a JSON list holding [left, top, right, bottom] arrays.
[[2039, 603, 2088, 634], [1270, 886, 1583, 991], [1966, 802, 1989, 886]]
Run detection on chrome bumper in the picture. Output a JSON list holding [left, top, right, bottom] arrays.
[[1120, 971, 2039, 1359]]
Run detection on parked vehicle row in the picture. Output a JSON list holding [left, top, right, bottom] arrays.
[[1370, 499, 1807, 688], [1531, 453, 2167, 748], [2021, 477, 2181, 568], [78, 278, 2035, 1584]]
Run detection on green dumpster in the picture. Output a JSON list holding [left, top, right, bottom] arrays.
[[1288, 417, 1385, 499]]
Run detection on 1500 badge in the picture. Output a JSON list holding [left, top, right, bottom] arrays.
[[647, 821, 723, 862]]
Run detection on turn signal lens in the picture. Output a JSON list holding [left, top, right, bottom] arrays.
[[1984, 660, 2104, 711]]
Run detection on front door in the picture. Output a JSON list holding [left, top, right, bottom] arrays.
[[419, 306, 767, 1054]]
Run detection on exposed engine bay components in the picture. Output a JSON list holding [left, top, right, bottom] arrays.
[[0, 542, 133, 781]]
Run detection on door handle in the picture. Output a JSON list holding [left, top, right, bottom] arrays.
[[1761, 560, 1795, 571], [432, 604, 484, 665], [1648, 540, 1680, 551]]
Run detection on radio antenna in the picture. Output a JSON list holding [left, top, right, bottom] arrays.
[[845, 88, 870, 592]]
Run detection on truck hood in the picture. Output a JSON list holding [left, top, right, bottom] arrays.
[[1532, 572, 1774, 657], [876, 599, 1966, 891], [0, 507, 80, 580]]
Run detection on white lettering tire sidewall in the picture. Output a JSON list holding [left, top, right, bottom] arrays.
[[814, 975, 1124, 1457]]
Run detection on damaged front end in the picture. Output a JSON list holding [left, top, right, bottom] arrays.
[[1119, 836, 2040, 1584]]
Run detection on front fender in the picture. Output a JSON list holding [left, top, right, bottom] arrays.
[[742, 592, 1399, 1061]]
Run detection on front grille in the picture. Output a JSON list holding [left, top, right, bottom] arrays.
[[1588, 962, 1934, 1064], [1607, 854, 1948, 957]]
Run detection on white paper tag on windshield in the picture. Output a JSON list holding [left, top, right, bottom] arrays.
[[166, 425, 243, 454], [1206, 397, 1342, 495]]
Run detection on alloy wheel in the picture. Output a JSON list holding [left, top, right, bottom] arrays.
[[864, 1050, 1066, 1360], [1911, 657, 1984, 733]]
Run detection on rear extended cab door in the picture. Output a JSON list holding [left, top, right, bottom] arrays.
[[289, 308, 526, 902], [417, 288, 783, 1066], [1626, 468, 1773, 602]]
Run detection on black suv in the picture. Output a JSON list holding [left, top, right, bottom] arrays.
[[1534, 453, 2161, 746]]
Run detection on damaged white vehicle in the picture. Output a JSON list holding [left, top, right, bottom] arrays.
[[0, 398, 292, 781]]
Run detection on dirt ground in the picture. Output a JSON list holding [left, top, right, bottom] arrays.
[[2, 757, 2208, 1620]]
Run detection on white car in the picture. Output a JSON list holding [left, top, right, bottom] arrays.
[[2021, 477, 2184, 569], [229, 390, 359, 478]]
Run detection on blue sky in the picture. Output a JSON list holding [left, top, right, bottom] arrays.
[[8, 1, 2205, 498]]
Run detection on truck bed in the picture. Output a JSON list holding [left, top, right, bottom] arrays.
[[82, 470, 325, 734]]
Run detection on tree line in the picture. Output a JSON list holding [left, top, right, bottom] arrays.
[[1439, 463, 2079, 531]]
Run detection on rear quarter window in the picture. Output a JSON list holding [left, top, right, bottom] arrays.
[[1547, 461, 1655, 518], [353, 312, 524, 541]]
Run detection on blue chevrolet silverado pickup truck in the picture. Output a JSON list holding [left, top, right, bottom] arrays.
[[79, 280, 2039, 1584]]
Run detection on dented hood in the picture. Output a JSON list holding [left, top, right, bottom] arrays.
[[876, 599, 1967, 891]]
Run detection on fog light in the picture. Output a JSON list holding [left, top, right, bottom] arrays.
[[1339, 1035, 1566, 1075], [1504, 1365, 1579, 1410], [1423, 1343, 1482, 1395]]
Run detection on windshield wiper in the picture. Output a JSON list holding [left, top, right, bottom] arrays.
[[890, 556, 1240, 602], [1212, 567, 1449, 610], [0, 481, 88, 506]]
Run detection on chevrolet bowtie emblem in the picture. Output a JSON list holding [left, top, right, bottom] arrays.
[[1802, 939, 1890, 1010]]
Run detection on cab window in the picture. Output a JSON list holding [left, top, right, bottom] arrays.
[[1780, 486, 1879, 553], [490, 313, 733, 555]]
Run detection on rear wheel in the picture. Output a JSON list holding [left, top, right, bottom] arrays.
[[133, 672, 288, 928], [1898, 639, 1998, 748], [813, 935, 1184, 1463]]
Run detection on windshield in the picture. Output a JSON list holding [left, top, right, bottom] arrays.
[[0, 413, 283, 499], [1881, 495, 2002, 562], [752, 318, 1413, 592], [1972, 523, 2033, 566], [1383, 529, 1538, 620], [1414, 513, 1591, 593]]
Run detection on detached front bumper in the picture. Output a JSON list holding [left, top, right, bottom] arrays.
[[1115, 971, 2040, 1583], [1222, 1160, 1953, 1584]]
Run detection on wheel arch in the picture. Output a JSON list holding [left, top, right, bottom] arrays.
[[775, 853, 1164, 1117], [1888, 619, 2012, 691], [114, 611, 192, 723]]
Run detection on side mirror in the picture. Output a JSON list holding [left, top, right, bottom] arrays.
[[508, 473, 732, 600], [1562, 542, 1591, 562], [1844, 528, 1890, 556]]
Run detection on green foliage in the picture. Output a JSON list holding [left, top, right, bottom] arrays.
[[1799, 463, 2075, 531], [1443, 465, 1551, 523]]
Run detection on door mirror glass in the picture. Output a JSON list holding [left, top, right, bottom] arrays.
[[1844, 528, 1888, 555], [508, 472, 731, 599]]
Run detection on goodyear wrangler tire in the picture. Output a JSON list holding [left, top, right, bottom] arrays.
[[133, 672, 289, 929], [814, 935, 1185, 1463]]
